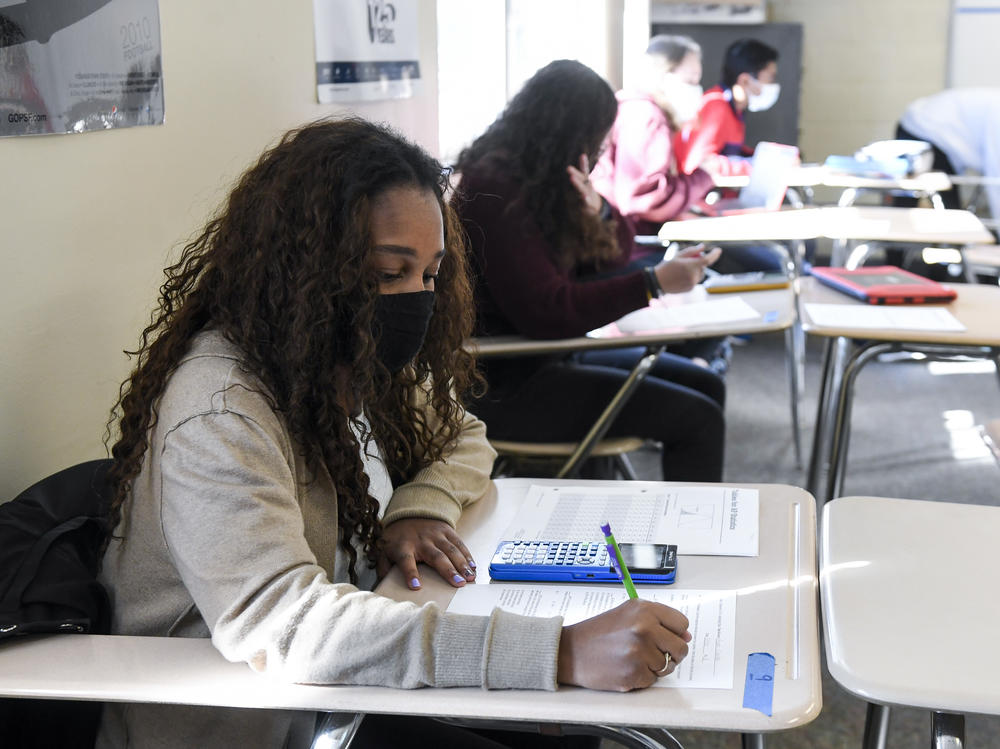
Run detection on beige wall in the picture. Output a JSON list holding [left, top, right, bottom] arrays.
[[0, 1, 439, 497], [769, 0, 950, 164]]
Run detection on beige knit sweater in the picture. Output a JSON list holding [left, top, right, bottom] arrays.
[[96, 331, 562, 748]]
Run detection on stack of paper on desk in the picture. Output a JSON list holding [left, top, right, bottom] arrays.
[[500, 484, 759, 557], [804, 302, 965, 332], [592, 296, 761, 337]]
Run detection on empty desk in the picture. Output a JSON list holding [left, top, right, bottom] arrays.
[[821, 495, 1000, 748], [801, 277, 1000, 504]]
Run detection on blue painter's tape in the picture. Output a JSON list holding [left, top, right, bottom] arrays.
[[743, 652, 775, 716]]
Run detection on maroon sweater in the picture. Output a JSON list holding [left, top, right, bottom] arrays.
[[455, 160, 651, 341]]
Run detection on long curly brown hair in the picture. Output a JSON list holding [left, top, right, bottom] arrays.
[[454, 59, 620, 270], [105, 118, 482, 583]]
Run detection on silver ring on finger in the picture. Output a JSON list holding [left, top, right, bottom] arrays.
[[656, 652, 672, 676]]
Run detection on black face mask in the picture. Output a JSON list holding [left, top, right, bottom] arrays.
[[373, 291, 435, 374]]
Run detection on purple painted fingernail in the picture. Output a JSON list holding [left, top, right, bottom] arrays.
[[410, 578, 421, 589], [468, 559, 477, 569], [452, 574, 465, 584]]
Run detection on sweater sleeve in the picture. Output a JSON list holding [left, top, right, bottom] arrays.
[[599, 100, 715, 224], [460, 174, 651, 339], [156, 403, 559, 690], [677, 98, 752, 177], [382, 389, 497, 527]]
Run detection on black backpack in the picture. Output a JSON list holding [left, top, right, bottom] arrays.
[[0, 459, 114, 749]]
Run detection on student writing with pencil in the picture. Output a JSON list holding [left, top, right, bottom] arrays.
[[97, 118, 691, 749]]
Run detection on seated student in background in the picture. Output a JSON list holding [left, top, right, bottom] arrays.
[[590, 35, 733, 373], [454, 60, 725, 483], [590, 34, 716, 242], [896, 87, 1000, 219], [98, 118, 692, 749], [674, 38, 780, 178], [673, 38, 786, 275]]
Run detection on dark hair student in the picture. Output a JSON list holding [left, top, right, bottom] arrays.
[[454, 60, 726, 483], [97, 117, 692, 749], [720, 38, 779, 90]]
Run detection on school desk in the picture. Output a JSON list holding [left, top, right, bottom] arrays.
[[821, 495, 1000, 749], [713, 168, 952, 209], [0, 479, 821, 749], [799, 277, 1000, 505], [469, 283, 802, 473]]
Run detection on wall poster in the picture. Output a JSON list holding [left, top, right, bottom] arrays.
[[313, 0, 420, 104], [0, 0, 163, 137]]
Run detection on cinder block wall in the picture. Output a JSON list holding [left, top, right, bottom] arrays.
[[770, 0, 950, 162]]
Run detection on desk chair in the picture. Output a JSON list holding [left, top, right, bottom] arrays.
[[490, 436, 645, 480]]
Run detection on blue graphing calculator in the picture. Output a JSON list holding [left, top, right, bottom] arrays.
[[488, 540, 677, 584]]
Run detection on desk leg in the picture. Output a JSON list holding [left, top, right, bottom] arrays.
[[862, 703, 890, 749], [807, 338, 839, 498], [929, 191, 946, 211], [741, 732, 765, 749], [932, 711, 965, 749], [845, 242, 872, 270], [824, 342, 894, 504], [961, 250, 979, 284], [784, 325, 803, 469], [555, 345, 664, 479], [838, 187, 859, 208], [311, 712, 364, 749], [831, 238, 852, 268]]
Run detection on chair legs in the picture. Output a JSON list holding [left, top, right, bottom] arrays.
[[614, 453, 639, 480], [311, 712, 364, 749]]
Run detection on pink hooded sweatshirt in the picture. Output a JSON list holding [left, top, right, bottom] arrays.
[[591, 91, 715, 237]]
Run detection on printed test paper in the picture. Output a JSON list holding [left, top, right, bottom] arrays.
[[447, 584, 738, 689], [499, 484, 759, 556]]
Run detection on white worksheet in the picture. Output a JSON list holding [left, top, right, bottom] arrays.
[[609, 296, 760, 334], [447, 584, 737, 689], [804, 302, 965, 332], [499, 485, 759, 556]]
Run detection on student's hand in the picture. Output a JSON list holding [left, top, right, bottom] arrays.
[[653, 244, 722, 293], [557, 599, 692, 691], [567, 154, 604, 215], [377, 518, 477, 590], [697, 157, 724, 183]]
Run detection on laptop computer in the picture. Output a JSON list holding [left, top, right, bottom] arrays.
[[705, 141, 800, 215], [810, 265, 957, 305]]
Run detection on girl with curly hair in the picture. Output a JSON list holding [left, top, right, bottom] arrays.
[[454, 60, 725, 481], [98, 118, 691, 749]]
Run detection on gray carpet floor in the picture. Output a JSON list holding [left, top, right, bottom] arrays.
[[613, 330, 1000, 748]]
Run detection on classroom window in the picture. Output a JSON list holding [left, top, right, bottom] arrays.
[[436, 0, 649, 164]]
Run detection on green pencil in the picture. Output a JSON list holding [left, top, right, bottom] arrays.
[[600, 522, 637, 599]]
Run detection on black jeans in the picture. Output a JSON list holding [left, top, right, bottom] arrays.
[[474, 350, 725, 482], [351, 714, 600, 748]]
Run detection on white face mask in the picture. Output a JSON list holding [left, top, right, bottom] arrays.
[[746, 80, 780, 112], [661, 75, 703, 125]]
